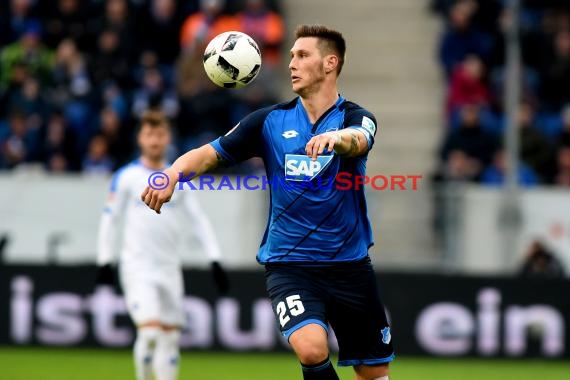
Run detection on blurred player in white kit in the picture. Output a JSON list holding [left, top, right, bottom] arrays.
[[95, 110, 229, 380]]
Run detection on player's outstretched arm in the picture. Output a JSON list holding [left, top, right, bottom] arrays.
[[305, 129, 369, 160], [141, 144, 224, 214]]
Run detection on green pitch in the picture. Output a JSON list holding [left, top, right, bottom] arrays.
[[1, 347, 569, 380]]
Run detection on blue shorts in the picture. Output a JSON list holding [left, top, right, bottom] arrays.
[[264, 257, 395, 367]]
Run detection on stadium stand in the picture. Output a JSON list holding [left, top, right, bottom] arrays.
[[432, 0, 570, 187], [0, 0, 284, 173]]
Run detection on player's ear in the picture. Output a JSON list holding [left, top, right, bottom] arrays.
[[324, 54, 338, 75]]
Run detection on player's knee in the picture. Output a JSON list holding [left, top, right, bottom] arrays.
[[159, 327, 181, 347], [136, 326, 161, 349], [293, 340, 329, 365], [289, 324, 329, 365]]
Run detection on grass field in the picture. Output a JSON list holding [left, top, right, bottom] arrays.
[[1, 347, 569, 380]]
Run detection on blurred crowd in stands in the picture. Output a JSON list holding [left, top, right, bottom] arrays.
[[0, 0, 285, 174], [432, 0, 570, 187]]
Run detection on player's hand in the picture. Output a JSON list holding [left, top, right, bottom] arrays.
[[140, 169, 177, 214], [211, 261, 230, 295], [95, 264, 116, 286], [305, 132, 341, 161]]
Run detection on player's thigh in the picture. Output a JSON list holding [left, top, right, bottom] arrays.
[[327, 262, 394, 367], [120, 274, 162, 326], [157, 270, 186, 328], [264, 265, 329, 341]]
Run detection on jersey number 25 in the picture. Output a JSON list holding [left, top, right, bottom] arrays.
[[276, 294, 305, 327]]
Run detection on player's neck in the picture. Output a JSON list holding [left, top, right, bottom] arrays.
[[140, 156, 166, 171], [300, 87, 339, 125]]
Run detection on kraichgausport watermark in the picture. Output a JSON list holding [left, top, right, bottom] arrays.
[[148, 172, 423, 191]]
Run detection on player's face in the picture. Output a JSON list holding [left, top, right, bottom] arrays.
[[138, 124, 170, 161], [289, 37, 327, 96]]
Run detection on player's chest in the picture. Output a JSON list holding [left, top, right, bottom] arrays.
[[268, 111, 344, 155], [264, 110, 344, 179]]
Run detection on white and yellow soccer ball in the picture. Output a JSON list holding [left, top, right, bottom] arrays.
[[203, 31, 262, 89]]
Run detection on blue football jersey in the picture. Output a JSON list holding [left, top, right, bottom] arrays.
[[210, 95, 378, 264]]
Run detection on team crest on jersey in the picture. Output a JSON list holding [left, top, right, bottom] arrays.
[[381, 327, 391, 344], [284, 154, 333, 181]]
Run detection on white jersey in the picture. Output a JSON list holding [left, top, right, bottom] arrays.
[[96, 159, 221, 276]]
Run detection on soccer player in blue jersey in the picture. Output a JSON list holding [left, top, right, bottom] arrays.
[[141, 25, 395, 380]]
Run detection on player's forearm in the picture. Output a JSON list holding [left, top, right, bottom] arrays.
[[334, 129, 368, 157], [165, 144, 221, 185]]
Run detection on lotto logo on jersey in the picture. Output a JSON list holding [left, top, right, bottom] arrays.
[[284, 154, 334, 181]]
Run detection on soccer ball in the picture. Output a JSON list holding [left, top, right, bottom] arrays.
[[203, 31, 262, 89]]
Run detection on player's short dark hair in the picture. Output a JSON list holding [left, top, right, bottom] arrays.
[[294, 24, 346, 75], [139, 109, 169, 132]]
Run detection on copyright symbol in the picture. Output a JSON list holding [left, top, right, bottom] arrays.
[[148, 172, 169, 190]]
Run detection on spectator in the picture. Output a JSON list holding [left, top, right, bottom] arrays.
[[92, 0, 137, 63], [446, 55, 491, 116], [138, 0, 183, 65], [82, 134, 114, 176], [51, 38, 92, 108], [131, 67, 179, 120], [481, 148, 539, 187], [179, 0, 240, 56], [234, 0, 284, 106], [517, 102, 554, 180], [0, 20, 54, 91], [555, 169, 570, 187], [237, 0, 285, 67], [488, 65, 540, 113], [133, 50, 175, 98], [553, 146, 570, 187], [0, 110, 40, 169], [42, 0, 88, 50], [440, 104, 498, 168], [440, 149, 482, 182], [40, 111, 79, 171], [97, 106, 133, 168], [90, 28, 131, 88], [47, 152, 69, 173], [99, 80, 129, 122], [0, 60, 28, 116], [519, 240, 565, 278], [555, 104, 570, 148], [438, 0, 494, 77], [0, 0, 38, 47], [177, 71, 239, 152], [7, 76, 50, 130], [540, 30, 570, 111]]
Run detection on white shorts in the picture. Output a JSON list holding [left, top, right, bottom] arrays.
[[119, 268, 186, 328]]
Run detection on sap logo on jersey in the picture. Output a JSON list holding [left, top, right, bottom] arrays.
[[285, 154, 333, 181]]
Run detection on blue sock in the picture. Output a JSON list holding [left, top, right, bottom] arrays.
[[301, 357, 339, 380]]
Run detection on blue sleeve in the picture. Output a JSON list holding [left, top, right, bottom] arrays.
[[209, 106, 274, 165]]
